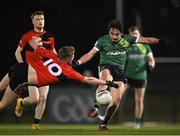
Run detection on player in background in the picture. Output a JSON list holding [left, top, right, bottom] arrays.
[[0, 42, 119, 122], [14, 10, 56, 130], [72, 19, 161, 130], [125, 26, 155, 129]]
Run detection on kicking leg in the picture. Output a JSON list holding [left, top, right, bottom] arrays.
[[87, 69, 112, 118], [99, 81, 126, 130]]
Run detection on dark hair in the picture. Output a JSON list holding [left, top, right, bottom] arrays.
[[128, 26, 140, 34], [108, 19, 122, 32], [31, 10, 44, 19], [58, 46, 76, 60]]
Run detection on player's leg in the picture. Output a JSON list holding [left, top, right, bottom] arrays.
[[99, 81, 125, 130], [24, 86, 40, 105], [98, 65, 127, 130], [32, 85, 49, 130], [15, 86, 39, 117], [0, 74, 10, 92], [0, 86, 18, 111], [134, 87, 145, 129], [87, 68, 112, 118]]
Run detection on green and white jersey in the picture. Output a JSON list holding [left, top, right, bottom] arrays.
[[125, 43, 152, 80], [94, 34, 137, 71]]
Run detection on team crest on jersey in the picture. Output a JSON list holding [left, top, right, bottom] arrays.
[[118, 38, 130, 48]]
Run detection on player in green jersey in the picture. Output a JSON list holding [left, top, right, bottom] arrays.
[[73, 19, 160, 130], [125, 26, 155, 129]]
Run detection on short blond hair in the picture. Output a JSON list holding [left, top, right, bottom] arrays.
[[58, 46, 76, 60]]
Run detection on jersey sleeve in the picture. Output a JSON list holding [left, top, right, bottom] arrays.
[[18, 34, 28, 49], [50, 37, 55, 50], [65, 68, 84, 81], [119, 35, 137, 49], [94, 38, 103, 51], [128, 35, 137, 44], [145, 44, 152, 55], [41, 31, 55, 50]]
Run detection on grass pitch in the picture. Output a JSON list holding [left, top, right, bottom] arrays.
[[0, 124, 180, 135]]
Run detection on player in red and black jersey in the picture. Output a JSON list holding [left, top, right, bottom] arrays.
[[16, 30, 55, 62], [14, 10, 56, 130], [0, 45, 119, 122]]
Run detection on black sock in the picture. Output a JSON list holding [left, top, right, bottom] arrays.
[[94, 100, 100, 109], [34, 118, 40, 124], [135, 118, 141, 124], [102, 120, 108, 125]]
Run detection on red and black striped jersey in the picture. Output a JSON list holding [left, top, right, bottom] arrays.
[[18, 30, 55, 63], [29, 46, 84, 86]]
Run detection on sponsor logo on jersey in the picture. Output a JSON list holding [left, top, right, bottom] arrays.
[[107, 51, 126, 56], [129, 54, 144, 60]]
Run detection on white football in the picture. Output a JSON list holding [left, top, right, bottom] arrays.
[[96, 90, 112, 105]]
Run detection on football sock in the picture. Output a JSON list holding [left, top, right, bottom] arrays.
[[135, 118, 141, 124], [101, 120, 108, 125], [34, 118, 40, 124]]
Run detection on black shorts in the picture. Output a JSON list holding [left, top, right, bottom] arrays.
[[8, 63, 28, 91], [98, 64, 127, 84], [126, 77, 147, 88]]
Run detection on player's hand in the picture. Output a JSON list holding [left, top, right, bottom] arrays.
[[158, 35, 177, 48], [29, 37, 41, 49], [146, 64, 153, 72], [40, 32, 53, 41], [146, 63, 154, 72], [158, 39, 166, 45], [106, 81, 119, 89], [71, 59, 79, 68]]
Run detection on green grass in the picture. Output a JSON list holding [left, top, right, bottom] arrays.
[[0, 124, 180, 135]]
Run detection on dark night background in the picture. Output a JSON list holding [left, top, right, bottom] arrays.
[[0, 0, 180, 78], [0, 0, 180, 124]]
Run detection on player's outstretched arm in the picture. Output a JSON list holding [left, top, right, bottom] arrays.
[[82, 76, 119, 88], [138, 36, 160, 44], [78, 48, 98, 65]]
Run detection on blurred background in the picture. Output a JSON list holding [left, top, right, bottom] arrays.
[[0, 0, 180, 124]]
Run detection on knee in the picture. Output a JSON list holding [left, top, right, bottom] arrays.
[[0, 103, 5, 111], [0, 83, 7, 91], [135, 99, 143, 106], [31, 97, 39, 104], [39, 94, 48, 103]]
